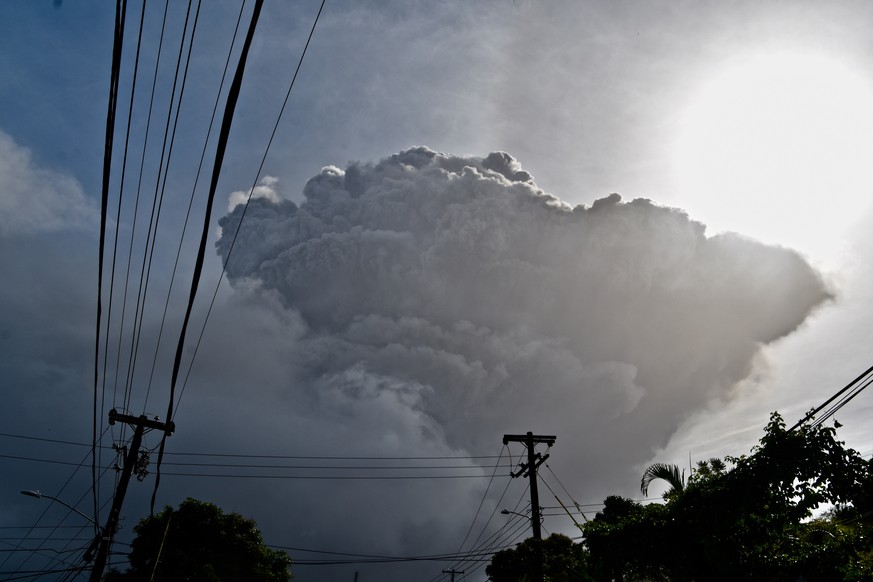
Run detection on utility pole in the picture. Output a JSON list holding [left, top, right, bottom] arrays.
[[502, 432, 555, 540], [90, 409, 173, 582], [503, 432, 555, 582], [442, 568, 464, 581]]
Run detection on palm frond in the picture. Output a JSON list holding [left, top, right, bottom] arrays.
[[640, 463, 685, 496]]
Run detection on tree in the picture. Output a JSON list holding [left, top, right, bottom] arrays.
[[584, 413, 873, 581], [486, 533, 594, 582], [105, 498, 292, 582]]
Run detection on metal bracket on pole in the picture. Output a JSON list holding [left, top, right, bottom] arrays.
[[90, 410, 173, 581]]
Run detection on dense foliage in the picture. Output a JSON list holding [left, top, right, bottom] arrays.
[[583, 413, 873, 581], [486, 533, 593, 582], [105, 498, 292, 582]]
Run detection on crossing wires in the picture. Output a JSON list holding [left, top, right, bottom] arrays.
[[789, 363, 873, 431]]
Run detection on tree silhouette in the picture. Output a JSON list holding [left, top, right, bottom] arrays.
[[105, 498, 291, 582]]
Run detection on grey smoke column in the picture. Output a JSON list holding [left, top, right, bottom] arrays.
[[216, 147, 831, 485]]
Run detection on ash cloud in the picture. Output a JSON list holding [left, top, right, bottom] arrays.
[[213, 147, 830, 545]]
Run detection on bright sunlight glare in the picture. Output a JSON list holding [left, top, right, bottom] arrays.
[[673, 52, 873, 264]]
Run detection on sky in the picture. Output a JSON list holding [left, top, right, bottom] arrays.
[[2, 1, 873, 581]]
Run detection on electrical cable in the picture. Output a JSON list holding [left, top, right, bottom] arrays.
[[112, 0, 170, 419], [0, 566, 90, 581], [98, 0, 148, 536], [451, 517, 532, 581], [93, 0, 128, 547], [2, 451, 513, 474], [811, 373, 873, 429], [544, 463, 583, 513], [270, 544, 508, 563], [539, 474, 586, 526], [121, 0, 197, 418], [789, 363, 873, 431], [1, 429, 108, 576], [174, 0, 328, 413], [453, 446, 507, 555], [129, 0, 205, 414], [430, 485, 530, 582], [0, 428, 504, 459], [150, 0, 265, 515], [141, 0, 247, 415], [155, 472, 509, 480], [460, 472, 515, 557]]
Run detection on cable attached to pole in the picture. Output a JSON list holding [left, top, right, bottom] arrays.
[[93, 0, 128, 536], [150, 0, 265, 515]]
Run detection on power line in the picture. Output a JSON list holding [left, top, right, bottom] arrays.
[[94, 0, 129, 548], [0, 429, 503, 459], [138, 0, 204, 410], [790, 363, 873, 431], [122, 0, 197, 418], [1, 451, 513, 472], [142, 0, 248, 415], [454, 446, 507, 555], [99, 0, 149, 534], [270, 544, 508, 563], [431, 484, 530, 582], [0, 432, 107, 576], [174, 0, 328, 413], [156, 472, 509, 480], [111, 0, 170, 419], [150, 0, 265, 516]]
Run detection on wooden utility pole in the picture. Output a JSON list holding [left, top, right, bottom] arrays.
[[442, 568, 464, 581], [90, 409, 173, 582], [502, 432, 555, 540], [503, 432, 555, 582]]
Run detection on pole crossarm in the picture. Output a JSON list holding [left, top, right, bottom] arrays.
[[503, 434, 555, 446], [108, 408, 175, 434]]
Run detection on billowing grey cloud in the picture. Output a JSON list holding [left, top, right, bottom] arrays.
[[209, 147, 830, 577], [0, 129, 96, 236]]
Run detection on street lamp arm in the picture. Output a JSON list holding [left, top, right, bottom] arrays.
[[20, 489, 98, 526]]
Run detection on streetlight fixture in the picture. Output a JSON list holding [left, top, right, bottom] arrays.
[[20, 490, 102, 562], [20, 490, 97, 525], [501, 508, 542, 521]]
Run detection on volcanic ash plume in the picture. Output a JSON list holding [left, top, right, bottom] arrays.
[[216, 147, 831, 488]]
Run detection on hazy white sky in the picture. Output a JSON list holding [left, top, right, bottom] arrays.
[[2, 1, 873, 580]]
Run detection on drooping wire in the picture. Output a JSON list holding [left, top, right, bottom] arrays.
[[2, 428, 109, 575], [93, 0, 128, 544], [98, 0, 149, 539], [121, 0, 197, 417], [454, 446, 507, 555], [0, 429, 503, 460], [142, 0, 246, 413], [539, 474, 585, 528], [789, 363, 873, 431], [544, 462, 587, 520], [37, 468, 116, 578], [430, 482, 529, 582], [810, 369, 873, 429], [112, 0, 170, 422], [433, 503, 531, 581], [150, 0, 265, 515], [174, 0, 328, 414]]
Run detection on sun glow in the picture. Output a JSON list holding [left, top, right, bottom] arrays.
[[673, 52, 873, 262]]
